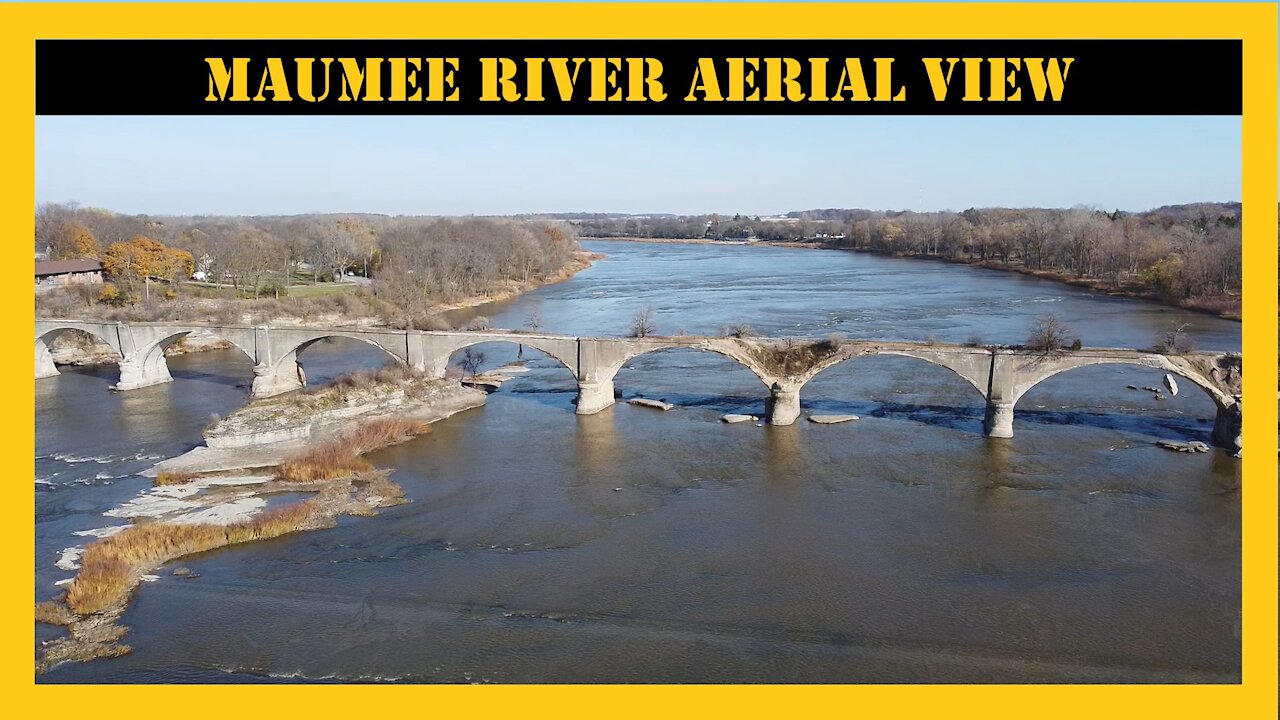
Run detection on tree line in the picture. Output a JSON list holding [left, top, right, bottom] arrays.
[[573, 203, 1243, 314], [34, 203, 580, 327]]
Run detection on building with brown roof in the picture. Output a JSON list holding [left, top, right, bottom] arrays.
[[35, 259, 104, 288]]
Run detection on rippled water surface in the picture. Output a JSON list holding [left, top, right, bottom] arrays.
[[36, 241, 1241, 683]]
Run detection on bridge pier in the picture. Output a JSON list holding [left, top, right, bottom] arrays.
[[36, 340, 60, 379], [576, 378, 616, 415], [766, 383, 801, 426], [1212, 401, 1242, 454], [251, 354, 305, 398], [114, 353, 172, 391], [983, 401, 1015, 439]]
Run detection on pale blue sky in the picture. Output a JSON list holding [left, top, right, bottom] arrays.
[[36, 115, 1240, 216], [31, 1, 1252, 215]]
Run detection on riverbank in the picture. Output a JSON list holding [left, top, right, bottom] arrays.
[[585, 237, 1240, 320], [432, 249, 604, 313], [36, 374, 486, 674], [834, 249, 1243, 321]]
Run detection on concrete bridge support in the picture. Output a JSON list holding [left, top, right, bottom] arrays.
[[35, 339, 60, 379], [114, 352, 173, 391], [576, 378, 616, 415], [766, 383, 802, 426], [983, 401, 1015, 438], [1212, 401, 1242, 454], [981, 351, 1019, 439], [251, 352, 306, 398]]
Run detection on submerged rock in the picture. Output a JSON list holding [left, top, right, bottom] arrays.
[[720, 414, 756, 424], [808, 414, 859, 424], [629, 398, 674, 411]]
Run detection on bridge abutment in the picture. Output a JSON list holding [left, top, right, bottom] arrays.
[[1212, 401, 1242, 454], [983, 401, 1015, 438], [251, 354, 305, 398], [36, 341, 60, 379], [114, 354, 172, 391], [576, 378, 616, 415], [766, 384, 801, 426]]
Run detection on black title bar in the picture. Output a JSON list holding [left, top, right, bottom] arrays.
[[36, 39, 1241, 115]]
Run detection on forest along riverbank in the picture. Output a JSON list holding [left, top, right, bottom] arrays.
[[35, 369, 486, 674], [584, 236, 1240, 320]]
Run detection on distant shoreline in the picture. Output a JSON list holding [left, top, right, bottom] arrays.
[[580, 236, 1240, 321]]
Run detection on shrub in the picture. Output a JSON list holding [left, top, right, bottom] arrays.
[[275, 417, 429, 483], [724, 323, 756, 338], [466, 315, 490, 331], [748, 338, 842, 376], [96, 283, 121, 306], [153, 471, 198, 487]]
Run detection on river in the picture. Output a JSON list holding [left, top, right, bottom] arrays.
[[35, 240, 1241, 683]]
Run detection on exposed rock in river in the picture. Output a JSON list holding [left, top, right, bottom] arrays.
[[154, 377, 485, 475], [629, 398, 674, 411], [1157, 440, 1212, 453], [809, 414, 859, 424], [721, 414, 756, 423]]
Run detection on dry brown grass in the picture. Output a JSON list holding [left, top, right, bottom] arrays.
[[275, 417, 429, 483], [152, 471, 198, 487], [35, 600, 76, 626], [63, 504, 323, 616], [748, 338, 842, 376], [275, 443, 373, 483]]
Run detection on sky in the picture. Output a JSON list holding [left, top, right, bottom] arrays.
[[36, 115, 1241, 216]]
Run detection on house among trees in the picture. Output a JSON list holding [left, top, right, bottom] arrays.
[[35, 259, 104, 288]]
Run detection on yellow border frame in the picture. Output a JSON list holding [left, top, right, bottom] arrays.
[[7, 2, 1277, 716]]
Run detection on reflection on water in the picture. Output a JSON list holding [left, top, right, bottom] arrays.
[[36, 241, 1240, 683]]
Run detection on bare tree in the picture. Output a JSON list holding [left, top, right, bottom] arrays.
[[456, 348, 486, 378], [723, 323, 756, 338], [1154, 322, 1197, 354], [525, 309, 544, 333], [1025, 314, 1074, 356], [630, 307, 657, 338]]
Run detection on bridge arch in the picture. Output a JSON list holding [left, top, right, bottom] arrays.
[[802, 347, 992, 400], [600, 341, 776, 389], [435, 336, 579, 379], [1009, 355, 1233, 410], [35, 325, 123, 380], [137, 330, 257, 369], [272, 332, 409, 371]]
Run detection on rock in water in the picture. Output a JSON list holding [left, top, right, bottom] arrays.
[[629, 398, 674, 411], [1163, 373, 1179, 397], [808, 415, 859, 424], [1157, 439, 1211, 453], [721, 414, 756, 423]]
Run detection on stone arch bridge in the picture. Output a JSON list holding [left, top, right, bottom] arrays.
[[35, 320, 1243, 451]]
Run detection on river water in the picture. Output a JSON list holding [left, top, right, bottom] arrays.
[[36, 240, 1241, 683]]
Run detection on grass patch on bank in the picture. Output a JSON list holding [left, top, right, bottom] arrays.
[[275, 417, 430, 483], [65, 503, 321, 616], [152, 471, 198, 487]]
